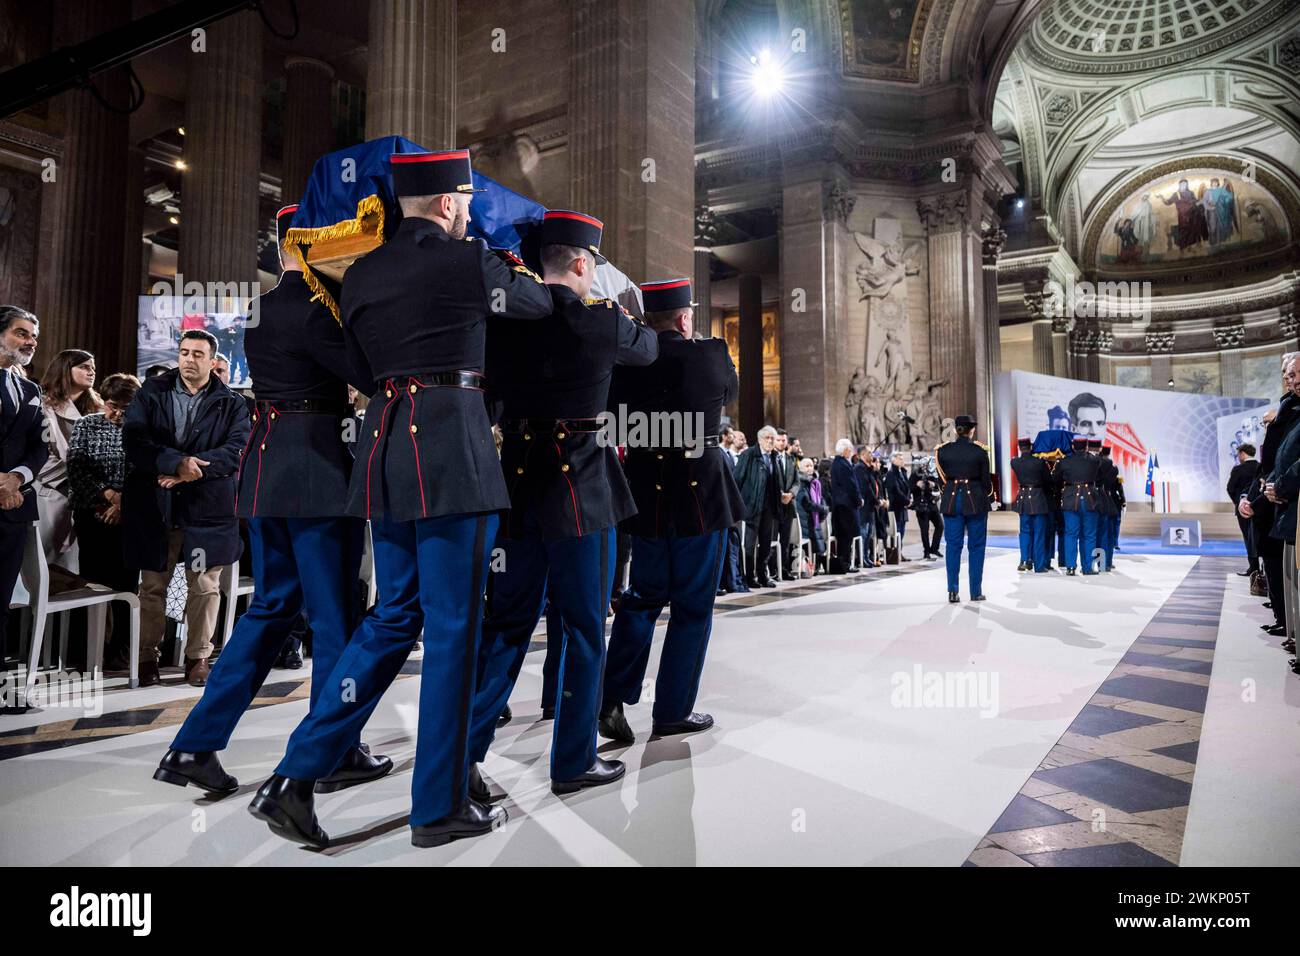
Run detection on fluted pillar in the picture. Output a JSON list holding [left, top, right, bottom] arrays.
[[119, 146, 146, 373], [569, 0, 694, 280], [981, 226, 1005, 427], [282, 56, 336, 204], [179, 10, 263, 293], [365, 0, 456, 147], [738, 273, 764, 438], [43, 0, 132, 371], [1031, 318, 1054, 375], [918, 190, 985, 421]]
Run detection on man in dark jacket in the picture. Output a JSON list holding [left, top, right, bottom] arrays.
[[829, 438, 864, 573], [1242, 355, 1300, 634], [123, 330, 251, 687], [885, 452, 912, 559], [908, 457, 943, 559], [0, 307, 47, 675], [1227, 444, 1260, 575], [733, 426, 778, 587], [852, 449, 878, 565]]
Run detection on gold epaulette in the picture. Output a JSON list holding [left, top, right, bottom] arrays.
[[582, 297, 615, 309], [974, 440, 989, 449], [489, 246, 545, 284]]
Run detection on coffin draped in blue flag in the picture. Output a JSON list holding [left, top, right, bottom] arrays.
[[282, 136, 641, 323]]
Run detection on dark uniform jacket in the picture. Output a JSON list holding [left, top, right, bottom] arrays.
[[829, 455, 863, 509], [908, 470, 941, 514], [1094, 458, 1119, 517], [1055, 452, 1102, 512], [237, 271, 375, 518], [935, 436, 993, 516], [491, 284, 657, 540], [122, 369, 251, 572], [1226, 459, 1259, 504], [884, 465, 910, 510], [1009, 453, 1052, 515], [610, 329, 743, 539], [339, 216, 553, 521], [1, 370, 48, 524]]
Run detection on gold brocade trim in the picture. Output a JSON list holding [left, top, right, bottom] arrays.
[[281, 193, 387, 324]]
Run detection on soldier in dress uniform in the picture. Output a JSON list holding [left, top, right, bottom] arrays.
[[156, 205, 390, 795], [1091, 439, 1119, 571], [1009, 436, 1053, 573], [597, 278, 745, 744], [1056, 436, 1102, 575], [466, 210, 658, 798], [935, 414, 992, 603], [250, 149, 554, 849], [1103, 446, 1125, 557]]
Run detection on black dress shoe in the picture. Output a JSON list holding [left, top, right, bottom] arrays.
[[732, 583, 751, 593], [970, 594, 986, 602], [153, 749, 238, 795], [1264, 623, 1287, 636], [1263, 602, 1272, 609], [948, 591, 959, 603], [552, 757, 626, 795], [275, 649, 303, 670], [1236, 570, 1252, 576], [1282, 639, 1295, 651], [411, 798, 506, 847], [468, 763, 492, 803], [496, 704, 512, 727], [249, 774, 327, 848], [932, 551, 942, 558], [716, 588, 727, 596], [1066, 567, 1077, 576], [598, 701, 635, 743], [759, 577, 778, 588], [1016, 561, 1028, 571], [314, 743, 393, 793], [1262, 622, 1284, 633], [652, 712, 714, 737]]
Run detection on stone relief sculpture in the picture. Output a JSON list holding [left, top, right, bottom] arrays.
[[845, 217, 946, 450]]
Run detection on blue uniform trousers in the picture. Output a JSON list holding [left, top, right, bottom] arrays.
[[172, 516, 364, 754], [278, 512, 496, 827], [540, 600, 562, 712], [943, 490, 987, 596], [1063, 507, 1099, 573], [468, 519, 616, 781], [604, 530, 728, 723], [1111, 514, 1122, 558], [1097, 511, 1116, 569], [1016, 512, 1052, 572]]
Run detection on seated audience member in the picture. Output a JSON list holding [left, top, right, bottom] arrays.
[[0, 306, 47, 671], [67, 372, 142, 670], [37, 349, 102, 572], [122, 330, 250, 688]]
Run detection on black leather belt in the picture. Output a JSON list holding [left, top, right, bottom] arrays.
[[254, 398, 348, 415], [501, 417, 603, 434], [381, 370, 484, 392]]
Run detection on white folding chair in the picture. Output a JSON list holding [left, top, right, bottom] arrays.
[[217, 562, 256, 648], [13, 524, 141, 700]]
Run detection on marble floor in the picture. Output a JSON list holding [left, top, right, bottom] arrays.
[[1, 547, 1296, 866]]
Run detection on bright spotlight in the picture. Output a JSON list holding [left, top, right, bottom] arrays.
[[749, 48, 785, 97]]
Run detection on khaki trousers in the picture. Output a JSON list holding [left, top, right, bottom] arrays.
[[138, 528, 224, 663]]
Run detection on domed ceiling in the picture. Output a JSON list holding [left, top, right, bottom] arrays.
[[1024, 0, 1294, 73]]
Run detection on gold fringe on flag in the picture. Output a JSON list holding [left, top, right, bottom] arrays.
[[282, 193, 387, 324]]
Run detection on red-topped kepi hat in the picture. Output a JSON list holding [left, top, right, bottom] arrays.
[[389, 149, 484, 197], [275, 203, 299, 251], [640, 278, 697, 312], [540, 210, 607, 264]]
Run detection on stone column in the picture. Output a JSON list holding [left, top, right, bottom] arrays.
[[1213, 323, 1246, 397], [918, 190, 985, 421], [42, 0, 132, 369], [1072, 322, 1113, 383], [365, 0, 456, 147], [778, 179, 848, 457], [695, 205, 720, 337], [1146, 327, 1175, 389], [1051, 317, 1072, 378], [179, 10, 263, 293], [282, 56, 336, 204], [569, 0, 694, 280], [738, 273, 765, 438], [981, 226, 1005, 423], [1030, 318, 1054, 375]]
